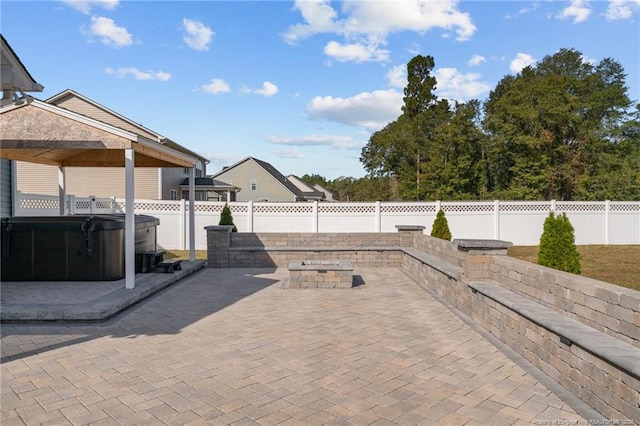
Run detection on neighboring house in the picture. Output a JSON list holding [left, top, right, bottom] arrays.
[[1, 34, 44, 217], [211, 157, 324, 202], [14, 89, 210, 200], [178, 177, 240, 201], [313, 183, 337, 202]]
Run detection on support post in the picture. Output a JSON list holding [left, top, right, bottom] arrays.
[[375, 201, 381, 232], [494, 200, 500, 240], [247, 200, 253, 232], [312, 200, 318, 232], [125, 148, 135, 289], [604, 200, 610, 245], [189, 167, 196, 261], [58, 166, 66, 216]]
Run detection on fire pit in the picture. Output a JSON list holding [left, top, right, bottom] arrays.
[[287, 260, 354, 289]]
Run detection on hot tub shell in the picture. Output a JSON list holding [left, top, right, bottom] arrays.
[[1, 214, 159, 281]]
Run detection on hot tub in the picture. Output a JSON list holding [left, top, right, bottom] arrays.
[[1, 214, 159, 281]]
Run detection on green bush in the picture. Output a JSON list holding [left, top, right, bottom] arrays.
[[431, 209, 452, 241], [219, 203, 237, 232], [538, 212, 581, 274]]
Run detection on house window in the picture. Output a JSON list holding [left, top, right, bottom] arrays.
[[183, 168, 189, 175], [251, 180, 257, 191], [170, 189, 178, 200]]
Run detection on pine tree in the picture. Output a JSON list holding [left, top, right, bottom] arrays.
[[431, 209, 452, 241], [219, 203, 237, 232], [538, 212, 581, 274]]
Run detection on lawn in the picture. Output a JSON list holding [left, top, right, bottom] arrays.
[[508, 245, 640, 291], [166, 246, 640, 292]]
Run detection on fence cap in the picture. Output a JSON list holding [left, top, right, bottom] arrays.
[[453, 239, 513, 252], [205, 225, 234, 232], [395, 225, 425, 231]]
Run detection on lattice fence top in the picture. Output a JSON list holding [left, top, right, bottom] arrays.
[[254, 204, 312, 214], [382, 204, 436, 213], [610, 203, 640, 212], [499, 202, 551, 212], [442, 203, 494, 213], [556, 203, 605, 212], [21, 198, 60, 209], [319, 204, 376, 214]]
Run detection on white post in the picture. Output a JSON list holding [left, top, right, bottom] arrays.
[[189, 167, 196, 261], [494, 200, 500, 240], [58, 166, 66, 216], [435, 200, 441, 213], [11, 162, 18, 217], [312, 200, 318, 232], [550, 199, 556, 213], [125, 148, 135, 290], [375, 201, 381, 232], [180, 199, 186, 250], [247, 200, 253, 232], [68, 195, 76, 215], [604, 200, 610, 245]]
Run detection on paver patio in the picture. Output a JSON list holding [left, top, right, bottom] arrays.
[[1, 268, 597, 425]]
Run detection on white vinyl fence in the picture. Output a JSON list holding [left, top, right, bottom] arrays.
[[14, 191, 640, 249]]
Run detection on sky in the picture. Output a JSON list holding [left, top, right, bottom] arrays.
[[2, 0, 639, 180]]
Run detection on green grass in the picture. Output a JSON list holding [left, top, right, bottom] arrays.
[[508, 245, 640, 291], [166, 246, 640, 292]]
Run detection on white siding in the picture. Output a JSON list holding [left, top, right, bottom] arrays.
[[16, 162, 159, 199]]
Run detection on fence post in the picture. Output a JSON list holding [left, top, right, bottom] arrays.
[[68, 195, 76, 215], [494, 200, 500, 240], [312, 201, 318, 232], [247, 200, 253, 232], [550, 199, 556, 212], [89, 195, 96, 214], [435, 200, 441, 213], [180, 199, 186, 250], [111, 196, 117, 213], [605, 200, 610, 244], [375, 201, 381, 232]]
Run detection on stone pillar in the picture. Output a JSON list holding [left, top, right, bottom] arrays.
[[395, 225, 425, 247], [453, 239, 513, 281], [205, 225, 233, 268]]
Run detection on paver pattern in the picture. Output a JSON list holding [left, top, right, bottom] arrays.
[[1, 268, 584, 425]]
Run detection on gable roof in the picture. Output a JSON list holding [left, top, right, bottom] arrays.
[[212, 157, 324, 201], [46, 89, 209, 164], [0, 34, 44, 93]]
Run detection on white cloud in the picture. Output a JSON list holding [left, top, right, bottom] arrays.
[[324, 40, 389, 63], [201, 78, 231, 94], [61, 0, 118, 14], [283, 0, 476, 63], [434, 68, 490, 101], [557, 0, 591, 23], [87, 16, 132, 47], [243, 81, 279, 97], [510, 52, 536, 73], [468, 54, 486, 66], [606, 0, 640, 19], [182, 18, 214, 51], [266, 134, 362, 150], [306, 89, 404, 132], [105, 67, 170, 81], [387, 65, 407, 88], [271, 148, 304, 159]]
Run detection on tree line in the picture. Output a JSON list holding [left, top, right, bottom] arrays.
[[304, 48, 639, 202]]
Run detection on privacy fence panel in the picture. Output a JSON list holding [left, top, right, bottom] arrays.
[[13, 192, 640, 250]]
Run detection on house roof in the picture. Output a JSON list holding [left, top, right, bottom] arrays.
[[45, 89, 209, 164], [212, 157, 324, 201], [0, 99, 198, 168], [178, 177, 240, 191], [0, 34, 44, 93]]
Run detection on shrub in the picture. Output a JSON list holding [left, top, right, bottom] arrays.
[[219, 203, 237, 232], [431, 209, 452, 241], [538, 212, 581, 274]]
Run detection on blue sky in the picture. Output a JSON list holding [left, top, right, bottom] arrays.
[[3, 0, 639, 179]]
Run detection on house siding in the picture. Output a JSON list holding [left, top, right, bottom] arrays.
[[161, 167, 190, 199], [214, 160, 295, 202], [0, 159, 12, 217], [51, 96, 159, 141], [16, 162, 159, 199]]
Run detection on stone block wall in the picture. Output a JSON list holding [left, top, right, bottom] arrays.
[[487, 255, 640, 348]]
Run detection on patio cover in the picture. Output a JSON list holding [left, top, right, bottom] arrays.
[[0, 98, 199, 289]]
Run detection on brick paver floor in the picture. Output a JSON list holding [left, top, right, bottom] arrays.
[[1, 268, 586, 425]]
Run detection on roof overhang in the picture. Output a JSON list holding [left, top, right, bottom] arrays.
[[0, 99, 198, 168]]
